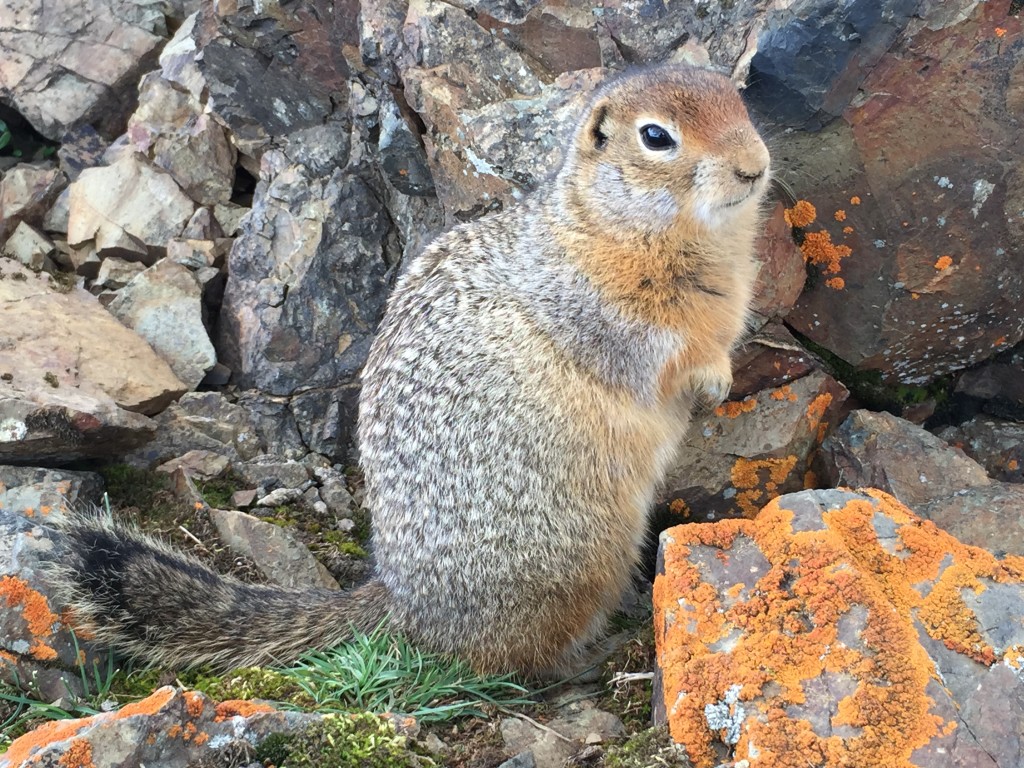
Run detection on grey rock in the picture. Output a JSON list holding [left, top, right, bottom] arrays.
[[822, 409, 991, 510], [917, 483, 1024, 557], [209, 508, 338, 590], [0, 470, 105, 702], [938, 416, 1024, 483], [497, 753, 536, 768], [233, 455, 310, 495], [0, 687, 323, 768], [154, 449, 231, 481], [94, 256, 146, 289], [746, 0, 919, 130], [107, 258, 217, 390], [121, 391, 262, 470], [255, 487, 305, 508]]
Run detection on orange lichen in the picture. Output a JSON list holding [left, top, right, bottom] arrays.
[[730, 456, 799, 517], [114, 687, 176, 719], [800, 231, 852, 275], [193, 731, 210, 746], [842, 226, 854, 234], [911, 292, 920, 300], [849, 196, 861, 205], [653, 489, 1011, 767], [995, 26, 1007, 37], [833, 210, 846, 222], [803, 470, 817, 489], [806, 393, 834, 443], [0, 719, 90, 766], [669, 498, 692, 517], [214, 700, 276, 721], [183, 690, 206, 720], [0, 575, 59, 661], [1008, 459, 1019, 471], [715, 397, 758, 419], [770, 385, 798, 402], [784, 200, 817, 228], [57, 738, 94, 768], [825, 277, 846, 291], [167, 724, 184, 739], [993, 336, 1007, 347], [934, 255, 953, 270]]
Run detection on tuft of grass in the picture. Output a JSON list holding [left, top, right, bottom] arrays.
[[0, 633, 120, 746], [278, 625, 534, 723]]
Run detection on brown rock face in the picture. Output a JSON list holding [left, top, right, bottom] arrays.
[[654, 488, 1024, 768], [783, 1, 1024, 384]]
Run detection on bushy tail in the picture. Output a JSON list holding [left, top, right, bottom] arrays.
[[49, 514, 390, 670]]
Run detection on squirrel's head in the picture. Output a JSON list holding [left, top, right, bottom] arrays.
[[561, 65, 770, 237]]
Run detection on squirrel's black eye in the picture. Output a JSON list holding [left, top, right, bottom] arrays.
[[640, 124, 676, 151]]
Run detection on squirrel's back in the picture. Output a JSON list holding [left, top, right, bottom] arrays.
[[51, 63, 770, 676]]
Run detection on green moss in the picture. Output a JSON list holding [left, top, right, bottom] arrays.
[[323, 532, 368, 559], [604, 727, 689, 767], [188, 667, 308, 705], [196, 474, 243, 509], [257, 713, 433, 767], [43, 371, 59, 388], [99, 464, 171, 510], [109, 668, 165, 699], [788, 328, 952, 416]]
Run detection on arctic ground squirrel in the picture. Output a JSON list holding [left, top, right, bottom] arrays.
[[53, 64, 771, 676]]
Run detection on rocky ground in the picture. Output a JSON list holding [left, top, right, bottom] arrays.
[[1, 0, 1023, 766]]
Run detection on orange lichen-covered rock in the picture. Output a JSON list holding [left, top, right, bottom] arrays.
[[0, 687, 314, 768], [658, 371, 848, 523], [653, 488, 1024, 768]]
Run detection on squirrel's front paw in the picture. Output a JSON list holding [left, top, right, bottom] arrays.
[[688, 364, 733, 409]]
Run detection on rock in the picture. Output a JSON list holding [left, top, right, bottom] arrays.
[[497, 752, 537, 768], [821, 409, 991, 509], [208, 508, 339, 590], [745, 0, 919, 131], [2, 221, 54, 271], [314, 468, 355, 518], [255, 487, 304, 508], [659, 371, 849, 521], [218, 147, 394, 459], [653, 488, 1024, 768], [128, 69, 236, 205], [0, 0, 167, 141], [501, 705, 625, 768], [778, 2, 1024, 384], [0, 687, 322, 768], [731, 322, 817, 399], [955, 354, 1024, 420], [915, 483, 1024, 557], [67, 153, 195, 261], [230, 488, 258, 509], [0, 260, 185, 461], [120, 391, 262, 469], [106, 258, 216, 389], [0, 471, 105, 702], [154, 449, 230, 481], [94, 256, 146, 290], [750, 202, 807, 321], [56, 125, 109, 182], [0, 164, 66, 242], [232, 455, 310, 495], [938, 416, 1024, 483]]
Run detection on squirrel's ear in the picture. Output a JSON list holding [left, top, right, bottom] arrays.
[[582, 99, 611, 152]]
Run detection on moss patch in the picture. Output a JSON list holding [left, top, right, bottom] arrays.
[[254, 713, 433, 767]]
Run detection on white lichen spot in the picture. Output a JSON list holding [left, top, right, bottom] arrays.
[[704, 684, 745, 745], [0, 419, 28, 442], [874, 239, 886, 249], [934, 176, 954, 189], [972, 179, 995, 218]]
